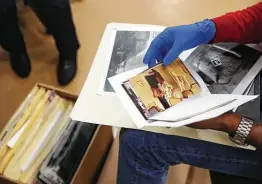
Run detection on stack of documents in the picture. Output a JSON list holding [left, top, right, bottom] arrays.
[[69, 23, 262, 149], [0, 86, 75, 184], [107, 30, 262, 128]]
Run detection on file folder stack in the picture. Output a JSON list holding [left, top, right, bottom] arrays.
[[0, 86, 75, 184]]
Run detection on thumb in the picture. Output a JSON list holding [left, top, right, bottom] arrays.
[[163, 45, 183, 66]]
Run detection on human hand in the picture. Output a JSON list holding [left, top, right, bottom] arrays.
[[187, 112, 241, 134], [143, 19, 216, 67]]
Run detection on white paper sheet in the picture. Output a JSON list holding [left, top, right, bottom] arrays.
[[150, 95, 255, 121], [7, 120, 29, 148], [232, 79, 254, 112], [149, 95, 257, 128]]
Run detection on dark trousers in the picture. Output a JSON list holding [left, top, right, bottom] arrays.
[[0, 0, 79, 57], [118, 129, 262, 184]]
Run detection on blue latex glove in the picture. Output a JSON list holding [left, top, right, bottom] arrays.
[[143, 19, 216, 67]]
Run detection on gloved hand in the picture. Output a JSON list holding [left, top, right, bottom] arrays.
[[143, 19, 216, 67]]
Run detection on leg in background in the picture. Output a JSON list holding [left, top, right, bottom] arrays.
[[118, 129, 262, 184], [28, 0, 80, 85], [0, 1, 31, 78]]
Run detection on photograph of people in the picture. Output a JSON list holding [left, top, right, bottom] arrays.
[[123, 61, 201, 118]]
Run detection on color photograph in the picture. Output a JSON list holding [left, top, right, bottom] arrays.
[[123, 59, 201, 118]]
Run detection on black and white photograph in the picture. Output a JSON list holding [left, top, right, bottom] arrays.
[[184, 43, 262, 94], [103, 30, 159, 92]]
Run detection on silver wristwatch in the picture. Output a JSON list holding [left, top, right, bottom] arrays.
[[229, 117, 254, 146]]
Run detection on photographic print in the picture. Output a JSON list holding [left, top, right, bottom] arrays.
[[184, 43, 262, 94], [104, 30, 159, 92], [123, 59, 201, 118]]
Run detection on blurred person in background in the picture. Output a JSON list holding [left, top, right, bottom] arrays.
[[0, 0, 79, 85]]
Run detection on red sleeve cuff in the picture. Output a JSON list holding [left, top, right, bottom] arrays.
[[212, 14, 242, 43]]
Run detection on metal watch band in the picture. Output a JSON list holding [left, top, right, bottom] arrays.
[[230, 117, 254, 146]]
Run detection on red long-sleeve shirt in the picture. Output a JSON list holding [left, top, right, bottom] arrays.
[[212, 2, 262, 44]]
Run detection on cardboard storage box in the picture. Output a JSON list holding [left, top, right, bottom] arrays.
[[0, 83, 113, 184]]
